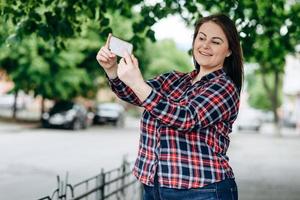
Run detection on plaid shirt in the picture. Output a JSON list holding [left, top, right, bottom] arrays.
[[108, 68, 240, 189]]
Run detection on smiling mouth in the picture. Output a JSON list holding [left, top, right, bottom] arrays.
[[199, 51, 212, 56]]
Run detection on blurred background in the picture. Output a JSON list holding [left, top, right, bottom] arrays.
[[0, 0, 299, 200]]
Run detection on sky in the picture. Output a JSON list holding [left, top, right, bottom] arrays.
[[135, 0, 194, 51], [152, 15, 194, 51]]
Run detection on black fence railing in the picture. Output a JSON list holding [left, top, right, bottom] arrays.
[[38, 159, 143, 200]]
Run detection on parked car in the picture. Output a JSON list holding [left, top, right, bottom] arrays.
[[42, 101, 93, 130], [235, 108, 262, 132], [259, 111, 274, 123], [93, 103, 125, 127], [282, 112, 297, 128]]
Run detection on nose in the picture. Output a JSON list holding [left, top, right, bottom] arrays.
[[202, 41, 210, 49]]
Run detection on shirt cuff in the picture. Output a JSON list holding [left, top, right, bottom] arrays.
[[141, 89, 163, 111], [106, 74, 122, 86]]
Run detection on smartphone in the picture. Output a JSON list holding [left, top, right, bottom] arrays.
[[109, 35, 133, 58]]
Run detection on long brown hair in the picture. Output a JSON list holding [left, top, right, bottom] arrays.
[[192, 13, 244, 94]]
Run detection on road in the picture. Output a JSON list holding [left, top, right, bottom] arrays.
[[0, 118, 299, 200]]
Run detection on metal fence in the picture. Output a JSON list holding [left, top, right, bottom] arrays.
[[38, 160, 143, 200]]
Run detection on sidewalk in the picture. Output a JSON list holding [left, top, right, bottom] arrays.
[[0, 108, 40, 134], [0, 108, 40, 122], [229, 127, 300, 200]]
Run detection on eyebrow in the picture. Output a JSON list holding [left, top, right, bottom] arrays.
[[199, 32, 224, 42]]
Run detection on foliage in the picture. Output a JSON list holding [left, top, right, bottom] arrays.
[[1, 0, 299, 123], [0, 1, 188, 102], [0, 0, 175, 48], [246, 70, 282, 111], [234, 0, 299, 121], [143, 39, 193, 79]]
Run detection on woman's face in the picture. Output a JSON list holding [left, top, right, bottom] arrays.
[[193, 21, 231, 71]]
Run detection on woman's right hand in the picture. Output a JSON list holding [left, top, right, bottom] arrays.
[[96, 33, 118, 77]]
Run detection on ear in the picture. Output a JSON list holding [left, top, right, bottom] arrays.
[[226, 50, 232, 57]]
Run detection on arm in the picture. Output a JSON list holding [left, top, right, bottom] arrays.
[[139, 80, 239, 131], [107, 71, 173, 106], [107, 76, 143, 106], [114, 50, 239, 131]]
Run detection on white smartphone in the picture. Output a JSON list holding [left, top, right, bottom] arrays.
[[109, 35, 133, 58]]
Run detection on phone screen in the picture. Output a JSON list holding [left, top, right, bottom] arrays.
[[109, 36, 133, 58]]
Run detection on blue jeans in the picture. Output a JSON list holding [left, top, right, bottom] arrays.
[[143, 174, 238, 200]]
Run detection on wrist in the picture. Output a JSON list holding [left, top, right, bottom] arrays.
[[130, 79, 146, 90], [105, 64, 118, 79], [131, 81, 152, 102]]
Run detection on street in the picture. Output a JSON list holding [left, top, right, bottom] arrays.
[[228, 126, 300, 200], [0, 118, 299, 200]]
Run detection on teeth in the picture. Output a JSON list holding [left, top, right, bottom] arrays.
[[200, 52, 211, 56]]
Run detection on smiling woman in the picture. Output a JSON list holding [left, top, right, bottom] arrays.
[[96, 13, 244, 200], [192, 14, 244, 93]]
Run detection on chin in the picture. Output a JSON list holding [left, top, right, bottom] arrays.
[[195, 57, 211, 66], [196, 61, 211, 68]]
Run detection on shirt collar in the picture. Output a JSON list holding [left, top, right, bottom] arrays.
[[189, 68, 225, 83]]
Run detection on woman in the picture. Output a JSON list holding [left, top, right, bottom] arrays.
[[96, 13, 243, 200]]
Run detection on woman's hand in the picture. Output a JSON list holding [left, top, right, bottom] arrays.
[[118, 52, 152, 102], [117, 51, 144, 88], [96, 33, 118, 78]]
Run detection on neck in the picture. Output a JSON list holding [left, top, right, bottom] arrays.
[[192, 66, 222, 84]]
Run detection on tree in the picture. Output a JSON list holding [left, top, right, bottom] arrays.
[[0, 0, 181, 119], [143, 39, 193, 79], [1, 0, 299, 125], [0, 0, 177, 48], [235, 0, 299, 125], [246, 68, 282, 111], [0, 34, 97, 118]]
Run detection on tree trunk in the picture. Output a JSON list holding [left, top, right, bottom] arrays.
[[273, 71, 281, 136], [40, 97, 45, 121], [12, 91, 18, 120], [272, 71, 279, 124], [261, 71, 281, 136]]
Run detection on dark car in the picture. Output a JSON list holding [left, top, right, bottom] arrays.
[[42, 101, 92, 130], [93, 103, 125, 127], [282, 114, 297, 128]]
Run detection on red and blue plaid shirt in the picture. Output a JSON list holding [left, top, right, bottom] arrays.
[[108, 68, 240, 189]]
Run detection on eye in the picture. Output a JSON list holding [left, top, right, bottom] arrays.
[[212, 41, 221, 45], [199, 37, 205, 41]]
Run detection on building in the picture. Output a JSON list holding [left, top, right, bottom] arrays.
[[282, 54, 300, 127]]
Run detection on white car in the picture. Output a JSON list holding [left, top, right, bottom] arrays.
[[235, 108, 262, 132], [93, 103, 125, 127]]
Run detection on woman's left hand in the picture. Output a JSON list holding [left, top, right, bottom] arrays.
[[117, 51, 144, 88], [117, 51, 153, 102]]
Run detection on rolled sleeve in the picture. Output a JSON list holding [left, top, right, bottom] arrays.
[[106, 75, 143, 106], [141, 89, 163, 111], [107, 76, 123, 87]]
